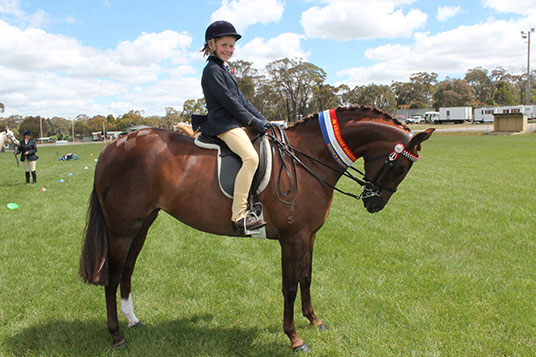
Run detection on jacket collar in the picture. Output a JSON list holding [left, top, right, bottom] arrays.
[[208, 55, 225, 67], [208, 55, 237, 85]]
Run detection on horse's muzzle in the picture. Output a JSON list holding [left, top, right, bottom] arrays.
[[363, 196, 385, 213]]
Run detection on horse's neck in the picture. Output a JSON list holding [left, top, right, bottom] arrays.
[[349, 120, 409, 149], [285, 121, 346, 184], [285, 115, 408, 171]]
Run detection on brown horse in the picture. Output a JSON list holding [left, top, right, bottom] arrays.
[[79, 105, 434, 352]]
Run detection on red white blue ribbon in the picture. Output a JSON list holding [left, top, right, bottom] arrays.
[[318, 109, 357, 168]]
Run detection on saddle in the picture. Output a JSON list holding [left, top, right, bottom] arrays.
[[194, 132, 272, 238], [194, 133, 272, 199]]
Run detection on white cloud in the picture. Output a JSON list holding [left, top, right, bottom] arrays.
[[235, 33, 310, 68], [301, 0, 427, 40], [337, 18, 533, 86], [0, 19, 201, 117], [113, 30, 192, 66], [482, 0, 536, 15], [210, 0, 284, 33], [0, 0, 51, 27], [436, 6, 461, 22]]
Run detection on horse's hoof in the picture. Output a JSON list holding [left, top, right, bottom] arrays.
[[317, 323, 329, 331], [130, 321, 143, 329], [112, 339, 127, 348], [293, 343, 312, 352]]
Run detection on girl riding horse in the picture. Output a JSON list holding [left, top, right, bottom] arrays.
[[200, 20, 271, 235]]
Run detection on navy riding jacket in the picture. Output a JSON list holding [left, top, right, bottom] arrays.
[[16, 139, 38, 162], [201, 56, 266, 136]]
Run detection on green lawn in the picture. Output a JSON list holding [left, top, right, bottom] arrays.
[[1, 133, 535, 356]]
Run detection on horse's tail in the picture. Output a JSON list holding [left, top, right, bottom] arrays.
[[79, 185, 109, 286]]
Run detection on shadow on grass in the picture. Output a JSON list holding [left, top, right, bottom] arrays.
[[4, 314, 291, 356]]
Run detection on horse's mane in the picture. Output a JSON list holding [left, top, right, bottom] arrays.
[[288, 105, 409, 131]]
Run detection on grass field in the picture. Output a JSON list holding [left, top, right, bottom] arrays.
[[1, 132, 535, 356]]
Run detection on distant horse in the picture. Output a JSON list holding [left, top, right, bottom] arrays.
[[0, 128, 18, 151], [175, 123, 199, 138], [80, 106, 434, 351]]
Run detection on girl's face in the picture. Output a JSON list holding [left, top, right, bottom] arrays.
[[212, 36, 236, 62]]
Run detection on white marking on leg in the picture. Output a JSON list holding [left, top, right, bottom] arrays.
[[121, 293, 140, 327]]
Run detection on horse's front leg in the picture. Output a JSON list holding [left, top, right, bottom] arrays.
[[281, 235, 312, 352], [300, 233, 328, 331]]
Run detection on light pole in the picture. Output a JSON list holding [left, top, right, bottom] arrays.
[[521, 28, 534, 105], [71, 117, 75, 143], [39, 116, 43, 144]]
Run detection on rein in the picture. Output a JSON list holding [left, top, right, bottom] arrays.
[[268, 125, 377, 203], [267, 115, 419, 204]]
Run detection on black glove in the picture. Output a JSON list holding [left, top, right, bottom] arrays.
[[250, 117, 271, 134]]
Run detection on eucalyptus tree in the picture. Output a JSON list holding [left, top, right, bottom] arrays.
[[433, 78, 476, 108], [464, 67, 493, 105], [349, 84, 397, 114], [266, 58, 326, 123]]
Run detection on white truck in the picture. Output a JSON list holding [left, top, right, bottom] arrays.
[[473, 105, 536, 122], [424, 111, 440, 123], [438, 107, 472, 123]]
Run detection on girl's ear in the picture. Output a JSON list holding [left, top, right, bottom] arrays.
[[207, 39, 216, 51]]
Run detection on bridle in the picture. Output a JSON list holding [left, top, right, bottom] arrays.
[[266, 115, 420, 204], [362, 132, 420, 197], [4, 130, 15, 144]]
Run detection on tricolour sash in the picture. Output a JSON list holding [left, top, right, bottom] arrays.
[[318, 109, 357, 168]]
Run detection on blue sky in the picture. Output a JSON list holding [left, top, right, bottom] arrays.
[[1, 0, 535, 118]]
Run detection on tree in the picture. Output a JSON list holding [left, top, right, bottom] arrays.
[[308, 84, 341, 113], [116, 110, 145, 131], [464, 67, 493, 105], [433, 78, 476, 108], [336, 84, 352, 106], [48, 117, 72, 136], [180, 98, 207, 122], [228, 60, 260, 100], [252, 80, 287, 121], [409, 72, 438, 106], [391, 72, 437, 108], [266, 58, 326, 123], [88, 115, 107, 133], [349, 84, 397, 114], [162, 107, 181, 128], [491, 81, 518, 106], [0, 115, 22, 136], [19, 116, 49, 138], [0, 103, 4, 113], [391, 81, 415, 107]]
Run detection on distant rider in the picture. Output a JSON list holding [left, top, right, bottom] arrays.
[[16, 130, 39, 184], [200, 20, 271, 234]]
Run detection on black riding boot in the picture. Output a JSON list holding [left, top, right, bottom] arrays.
[[31, 171, 37, 184], [25, 172, 30, 184]]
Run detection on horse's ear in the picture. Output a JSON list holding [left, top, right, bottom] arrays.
[[407, 128, 435, 151]]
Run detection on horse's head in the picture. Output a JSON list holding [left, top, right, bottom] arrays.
[[362, 128, 434, 213], [3, 128, 15, 144]]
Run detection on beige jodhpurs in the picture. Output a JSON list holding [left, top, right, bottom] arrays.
[[217, 127, 259, 222], [23, 160, 37, 172]]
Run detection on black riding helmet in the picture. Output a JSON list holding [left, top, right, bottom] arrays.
[[23, 130, 31, 136], [204, 20, 241, 44]]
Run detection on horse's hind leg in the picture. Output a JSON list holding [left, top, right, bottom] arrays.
[[104, 212, 156, 347], [120, 210, 159, 328], [105, 247, 128, 347], [300, 233, 327, 330]]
